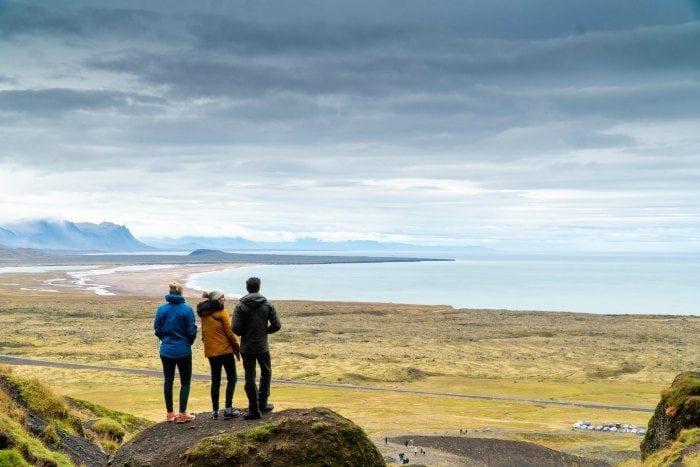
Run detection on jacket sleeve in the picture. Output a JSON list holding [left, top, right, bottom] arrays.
[[221, 310, 240, 352], [231, 304, 243, 336], [186, 306, 197, 345], [154, 307, 164, 339], [266, 303, 281, 334]]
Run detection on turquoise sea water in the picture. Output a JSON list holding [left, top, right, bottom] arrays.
[[187, 252, 700, 315]]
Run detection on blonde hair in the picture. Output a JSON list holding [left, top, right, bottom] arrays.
[[169, 282, 183, 295]]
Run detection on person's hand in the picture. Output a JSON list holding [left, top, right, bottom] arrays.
[[232, 339, 241, 361]]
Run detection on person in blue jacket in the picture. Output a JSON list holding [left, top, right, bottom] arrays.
[[154, 282, 197, 423]]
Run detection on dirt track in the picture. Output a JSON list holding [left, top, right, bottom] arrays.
[[391, 436, 611, 467], [0, 354, 654, 413]]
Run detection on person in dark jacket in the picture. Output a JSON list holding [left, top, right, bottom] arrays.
[[231, 277, 281, 420], [154, 282, 197, 423]]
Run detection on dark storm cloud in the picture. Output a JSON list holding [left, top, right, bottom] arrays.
[[86, 21, 700, 100], [0, 88, 165, 115], [0, 1, 162, 39], [189, 16, 413, 54], [2, 0, 700, 248]]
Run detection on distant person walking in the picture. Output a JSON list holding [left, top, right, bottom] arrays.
[[197, 289, 242, 420], [154, 282, 197, 423], [232, 277, 281, 420]]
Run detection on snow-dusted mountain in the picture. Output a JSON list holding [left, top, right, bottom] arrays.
[[0, 220, 153, 251]]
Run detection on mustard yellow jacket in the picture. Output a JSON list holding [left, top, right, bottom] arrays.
[[197, 300, 240, 358]]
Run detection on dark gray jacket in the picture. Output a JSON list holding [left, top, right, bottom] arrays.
[[231, 293, 281, 354]]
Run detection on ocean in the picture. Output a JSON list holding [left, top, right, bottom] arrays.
[[186, 252, 700, 315]]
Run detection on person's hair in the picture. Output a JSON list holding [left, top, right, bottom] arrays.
[[246, 277, 261, 293], [169, 282, 183, 295], [202, 289, 224, 301]]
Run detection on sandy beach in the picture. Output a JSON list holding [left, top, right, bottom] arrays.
[[81, 263, 254, 297], [0, 263, 255, 298]]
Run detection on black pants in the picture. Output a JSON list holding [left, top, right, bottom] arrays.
[[242, 352, 271, 413], [208, 353, 237, 412], [160, 355, 192, 413]]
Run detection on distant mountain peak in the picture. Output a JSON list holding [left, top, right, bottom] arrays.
[[0, 219, 153, 252]]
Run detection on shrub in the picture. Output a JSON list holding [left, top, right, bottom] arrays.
[[0, 449, 30, 467], [92, 418, 126, 442]]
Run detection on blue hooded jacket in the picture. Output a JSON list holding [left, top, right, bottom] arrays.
[[154, 294, 197, 358]]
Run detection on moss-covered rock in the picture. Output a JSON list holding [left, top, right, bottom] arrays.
[[641, 371, 700, 459], [184, 407, 384, 466], [643, 428, 700, 467]]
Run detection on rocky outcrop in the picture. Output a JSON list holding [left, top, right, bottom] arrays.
[[641, 371, 700, 459], [111, 407, 385, 466]]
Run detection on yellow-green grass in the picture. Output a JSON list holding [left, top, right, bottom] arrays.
[[641, 428, 700, 467], [6, 365, 649, 461], [0, 411, 72, 467], [1, 294, 696, 384], [1, 291, 696, 463]]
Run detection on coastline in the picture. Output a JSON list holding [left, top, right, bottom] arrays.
[[80, 263, 256, 297], [0, 263, 256, 298]]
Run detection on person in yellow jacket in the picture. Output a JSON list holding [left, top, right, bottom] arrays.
[[197, 290, 241, 419]]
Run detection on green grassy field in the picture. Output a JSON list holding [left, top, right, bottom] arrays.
[[1, 288, 698, 464]]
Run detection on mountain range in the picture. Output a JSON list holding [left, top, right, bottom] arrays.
[[0, 219, 488, 253], [142, 235, 489, 252], [0, 220, 152, 251]]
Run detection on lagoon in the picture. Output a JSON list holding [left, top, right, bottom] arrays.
[[187, 252, 700, 315]]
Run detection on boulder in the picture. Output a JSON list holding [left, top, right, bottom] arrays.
[[641, 371, 700, 459], [111, 407, 385, 466]]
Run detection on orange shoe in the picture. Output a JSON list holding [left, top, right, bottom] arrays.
[[176, 412, 196, 423], [166, 412, 176, 422]]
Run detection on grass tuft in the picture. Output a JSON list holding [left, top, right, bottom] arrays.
[[0, 413, 72, 467], [91, 418, 126, 442], [5, 375, 83, 436], [0, 449, 30, 467]]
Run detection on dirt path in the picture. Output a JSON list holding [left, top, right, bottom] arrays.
[[377, 438, 466, 466], [0, 354, 654, 413]]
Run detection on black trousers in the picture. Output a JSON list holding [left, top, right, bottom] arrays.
[[242, 352, 271, 413], [208, 353, 237, 412], [160, 355, 192, 413]]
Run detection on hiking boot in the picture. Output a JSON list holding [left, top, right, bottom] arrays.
[[223, 408, 241, 419], [176, 413, 196, 424], [166, 412, 176, 422], [243, 410, 262, 420], [259, 402, 274, 413], [212, 411, 220, 420]]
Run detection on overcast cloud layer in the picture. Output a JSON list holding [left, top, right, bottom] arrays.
[[1, 0, 699, 251]]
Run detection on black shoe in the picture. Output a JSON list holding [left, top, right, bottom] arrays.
[[212, 411, 220, 420], [259, 403, 274, 413], [243, 410, 262, 420]]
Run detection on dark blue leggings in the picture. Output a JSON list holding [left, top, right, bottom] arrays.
[[208, 353, 237, 411], [160, 355, 192, 413]]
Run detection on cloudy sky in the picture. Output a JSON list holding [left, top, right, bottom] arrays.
[[1, 0, 699, 251]]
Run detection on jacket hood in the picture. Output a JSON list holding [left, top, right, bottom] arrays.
[[240, 293, 268, 307], [165, 293, 185, 305], [197, 299, 224, 317]]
